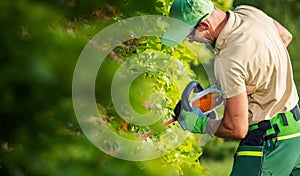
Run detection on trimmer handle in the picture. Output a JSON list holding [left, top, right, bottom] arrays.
[[181, 81, 204, 112]]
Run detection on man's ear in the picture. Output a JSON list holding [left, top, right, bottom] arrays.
[[199, 21, 210, 30]]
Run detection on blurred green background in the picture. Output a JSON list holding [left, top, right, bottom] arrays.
[[1, 0, 299, 175]]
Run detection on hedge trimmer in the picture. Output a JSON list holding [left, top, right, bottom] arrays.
[[140, 81, 223, 139]]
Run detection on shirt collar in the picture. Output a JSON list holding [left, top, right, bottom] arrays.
[[215, 10, 236, 53]]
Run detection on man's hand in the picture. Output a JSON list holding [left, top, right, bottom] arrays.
[[181, 108, 210, 133]]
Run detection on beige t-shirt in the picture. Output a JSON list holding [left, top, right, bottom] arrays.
[[214, 5, 299, 125]]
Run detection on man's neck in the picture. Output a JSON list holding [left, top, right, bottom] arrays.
[[212, 8, 229, 39]]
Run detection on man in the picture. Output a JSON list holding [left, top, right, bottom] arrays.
[[161, 0, 300, 175]]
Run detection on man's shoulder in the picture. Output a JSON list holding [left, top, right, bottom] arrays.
[[234, 5, 261, 13], [233, 5, 268, 18]]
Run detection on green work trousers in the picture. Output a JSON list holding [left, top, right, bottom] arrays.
[[230, 136, 300, 176], [231, 105, 300, 176]]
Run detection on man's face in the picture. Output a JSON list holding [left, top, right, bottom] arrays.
[[186, 22, 214, 45]]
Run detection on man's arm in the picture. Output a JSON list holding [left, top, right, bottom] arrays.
[[273, 19, 292, 47], [206, 91, 249, 139]]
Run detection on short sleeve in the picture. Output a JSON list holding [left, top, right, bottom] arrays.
[[214, 58, 247, 98]]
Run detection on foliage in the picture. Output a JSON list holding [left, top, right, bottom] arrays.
[[95, 34, 214, 174], [214, 0, 234, 11], [0, 0, 229, 175], [3, 0, 300, 176]]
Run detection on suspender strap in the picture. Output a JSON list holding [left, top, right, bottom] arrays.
[[280, 113, 289, 126], [257, 120, 272, 130], [249, 120, 272, 132], [265, 124, 280, 141], [291, 105, 300, 121]]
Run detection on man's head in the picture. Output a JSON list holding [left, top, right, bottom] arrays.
[[161, 0, 214, 46]]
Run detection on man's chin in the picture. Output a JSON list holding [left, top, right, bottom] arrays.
[[188, 38, 212, 45]]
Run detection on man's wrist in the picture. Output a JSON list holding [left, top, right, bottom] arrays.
[[205, 119, 222, 136]]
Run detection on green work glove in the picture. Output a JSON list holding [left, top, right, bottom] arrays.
[[181, 108, 210, 133]]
